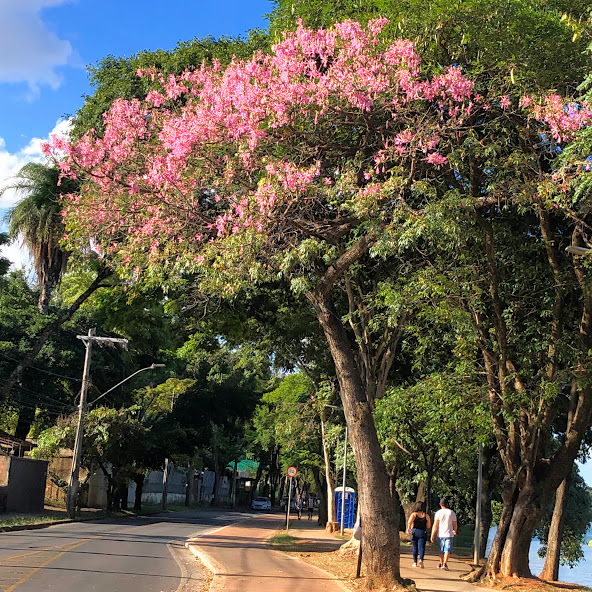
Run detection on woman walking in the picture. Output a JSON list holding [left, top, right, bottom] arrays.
[[407, 501, 431, 568]]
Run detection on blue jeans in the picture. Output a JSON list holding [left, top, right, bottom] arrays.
[[439, 537, 453, 554], [412, 535, 426, 562]]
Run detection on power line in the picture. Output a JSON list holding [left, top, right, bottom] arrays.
[[0, 351, 82, 382], [11, 383, 76, 412]]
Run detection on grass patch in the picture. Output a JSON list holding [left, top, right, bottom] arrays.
[[0, 511, 69, 530], [269, 531, 298, 546]]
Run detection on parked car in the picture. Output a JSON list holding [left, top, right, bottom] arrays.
[[251, 496, 271, 511]]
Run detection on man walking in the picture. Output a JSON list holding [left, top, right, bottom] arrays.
[[307, 495, 315, 520], [430, 497, 457, 571]]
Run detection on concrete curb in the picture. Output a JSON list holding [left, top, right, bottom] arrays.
[[0, 520, 74, 533], [0, 509, 165, 534]]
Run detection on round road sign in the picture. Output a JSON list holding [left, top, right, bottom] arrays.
[[287, 465, 298, 477]]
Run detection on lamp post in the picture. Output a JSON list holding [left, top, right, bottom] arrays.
[[66, 332, 163, 518], [88, 363, 165, 407], [566, 245, 592, 256], [327, 404, 348, 535]]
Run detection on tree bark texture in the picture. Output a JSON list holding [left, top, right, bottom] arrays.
[[320, 416, 336, 526], [539, 476, 569, 581], [309, 290, 401, 589]]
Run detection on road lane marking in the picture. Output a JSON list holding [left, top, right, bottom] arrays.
[[2, 535, 102, 592], [0, 547, 68, 563], [0, 521, 163, 592]]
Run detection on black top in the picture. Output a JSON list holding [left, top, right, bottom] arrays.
[[413, 514, 427, 530]]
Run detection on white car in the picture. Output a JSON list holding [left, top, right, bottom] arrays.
[[251, 496, 271, 511]]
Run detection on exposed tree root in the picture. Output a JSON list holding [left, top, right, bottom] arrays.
[[336, 536, 360, 556], [460, 565, 486, 582]]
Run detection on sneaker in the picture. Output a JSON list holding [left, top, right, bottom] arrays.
[[437, 564, 443, 569], [419, 560, 424, 568], [412, 563, 417, 567], [443, 564, 450, 571]]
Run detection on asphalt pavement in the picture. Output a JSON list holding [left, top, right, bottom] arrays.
[[0, 508, 255, 592]]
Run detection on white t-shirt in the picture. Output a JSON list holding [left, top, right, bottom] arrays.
[[434, 508, 457, 538]]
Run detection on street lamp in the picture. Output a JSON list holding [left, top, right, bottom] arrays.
[[66, 354, 165, 518], [327, 404, 349, 536], [89, 363, 166, 406], [566, 245, 592, 256]]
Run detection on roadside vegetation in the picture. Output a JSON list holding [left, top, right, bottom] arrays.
[[2, 0, 592, 589]]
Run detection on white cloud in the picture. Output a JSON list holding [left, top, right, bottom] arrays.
[[0, 118, 71, 271], [0, 0, 74, 93]]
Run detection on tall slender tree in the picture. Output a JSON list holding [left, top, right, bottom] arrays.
[[2, 163, 78, 313]]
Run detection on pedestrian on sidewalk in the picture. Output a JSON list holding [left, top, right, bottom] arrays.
[[406, 501, 431, 568], [431, 497, 457, 571], [307, 495, 315, 520], [297, 495, 303, 520]]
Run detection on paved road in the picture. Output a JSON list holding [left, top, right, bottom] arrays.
[[0, 509, 254, 592]]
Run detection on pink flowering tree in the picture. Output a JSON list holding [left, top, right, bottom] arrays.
[[49, 18, 592, 585]]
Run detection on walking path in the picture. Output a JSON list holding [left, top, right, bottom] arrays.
[[186, 514, 349, 592], [287, 518, 490, 592], [187, 512, 490, 592]]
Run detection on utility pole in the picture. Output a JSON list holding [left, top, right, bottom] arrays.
[[66, 329, 128, 519]]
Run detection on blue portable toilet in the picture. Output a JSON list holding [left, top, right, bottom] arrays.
[[334, 486, 356, 529]]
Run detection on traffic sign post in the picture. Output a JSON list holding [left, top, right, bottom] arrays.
[[286, 466, 298, 531]]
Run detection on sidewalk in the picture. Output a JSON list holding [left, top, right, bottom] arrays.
[[282, 517, 491, 592], [186, 513, 349, 592]]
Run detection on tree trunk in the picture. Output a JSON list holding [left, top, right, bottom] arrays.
[[117, 483, 128, 511], [479, 446, 498, 558], [313, 465, 328, 526], [14, 403, 36, 440], [133, 473, 144, 510], [320, 416, 336, 526], [106, 481, 115, 511], [540, 375, 579, 581], [309, 291, 402, 589], [486, 478, 547, 579], [539, 475, 570, 581]]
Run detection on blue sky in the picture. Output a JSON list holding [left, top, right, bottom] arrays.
[[0, 0, 272, 264]]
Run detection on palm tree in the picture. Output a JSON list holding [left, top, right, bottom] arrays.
[[1, 163, 79, 313]]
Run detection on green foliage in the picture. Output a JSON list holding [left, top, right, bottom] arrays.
[[0, 233, 10, 278], [34, 407, 148, 490], [375, 370, 490, 518], [270, 0, 589, 92], [0, 271, 80, 426]]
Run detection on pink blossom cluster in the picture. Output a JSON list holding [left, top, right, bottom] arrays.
[[48, 20, 485, 268], [531, 94, 592, 143]]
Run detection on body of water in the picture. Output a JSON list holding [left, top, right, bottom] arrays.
[[486, 528, 592, 587]]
